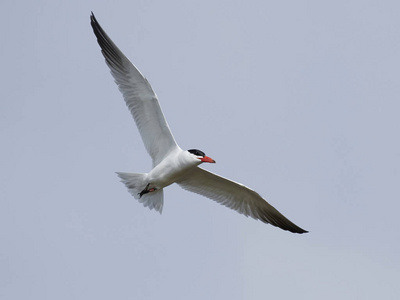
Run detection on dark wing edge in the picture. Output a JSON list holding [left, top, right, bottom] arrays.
[[177, 168, 308, 234], [90, 13, 178, 165]]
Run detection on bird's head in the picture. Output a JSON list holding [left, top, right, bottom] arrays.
[[187, 149, 216, 164]]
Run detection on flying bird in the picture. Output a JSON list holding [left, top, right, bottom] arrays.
[[90, 13, 307, 234]]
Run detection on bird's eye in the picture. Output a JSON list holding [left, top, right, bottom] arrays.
[[188, 149, 205, 157]]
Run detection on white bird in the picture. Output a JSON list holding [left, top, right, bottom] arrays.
[[90, 13, 307, 234]]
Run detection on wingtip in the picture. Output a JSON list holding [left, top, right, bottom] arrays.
[[287, 225, 308, 234], [90, 12, 97, 25]]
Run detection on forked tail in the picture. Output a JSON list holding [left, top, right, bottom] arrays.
[[116, 172, 164, 213]]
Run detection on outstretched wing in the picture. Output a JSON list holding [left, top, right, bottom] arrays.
[[177, 168, 308, 233], [90, 13, 179, 166]]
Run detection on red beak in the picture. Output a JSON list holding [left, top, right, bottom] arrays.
[[200, 156, 216, 163]]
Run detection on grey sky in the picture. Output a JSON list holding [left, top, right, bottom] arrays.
[[1, 0, 400, 299]]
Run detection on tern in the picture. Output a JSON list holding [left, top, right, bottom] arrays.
[[90, 13, 307, 234]]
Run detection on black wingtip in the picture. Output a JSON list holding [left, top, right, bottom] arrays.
[[90, 12, 96, 24], [288, 225, 308, 234]]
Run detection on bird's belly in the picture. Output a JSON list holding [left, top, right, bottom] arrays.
[[148, 162, 192, 188]]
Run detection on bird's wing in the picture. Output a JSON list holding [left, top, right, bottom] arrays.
[[177, 168, 308, 233], [90, 13, 179, 166]]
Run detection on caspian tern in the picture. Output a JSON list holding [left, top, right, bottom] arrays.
[[90, 13, 307, 234]]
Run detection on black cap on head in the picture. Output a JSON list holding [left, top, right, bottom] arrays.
[[188, 149, 205, 157]]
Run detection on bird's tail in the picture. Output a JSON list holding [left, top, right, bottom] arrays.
[[116, 172, 164, 213]]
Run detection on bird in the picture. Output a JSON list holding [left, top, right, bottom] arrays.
[[90, 13, 308, 234]]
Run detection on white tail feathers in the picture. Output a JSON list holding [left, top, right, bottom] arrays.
[[116, 172, 164, 213]]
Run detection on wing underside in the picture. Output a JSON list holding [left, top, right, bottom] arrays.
[[177, 168, 308, 234], [90, 13, 178, 165]]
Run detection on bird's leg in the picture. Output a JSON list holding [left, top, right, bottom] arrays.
[[138, 183, 157, 198]]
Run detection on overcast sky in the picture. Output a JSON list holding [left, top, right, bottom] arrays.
[[2, 0, 400, 299]]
